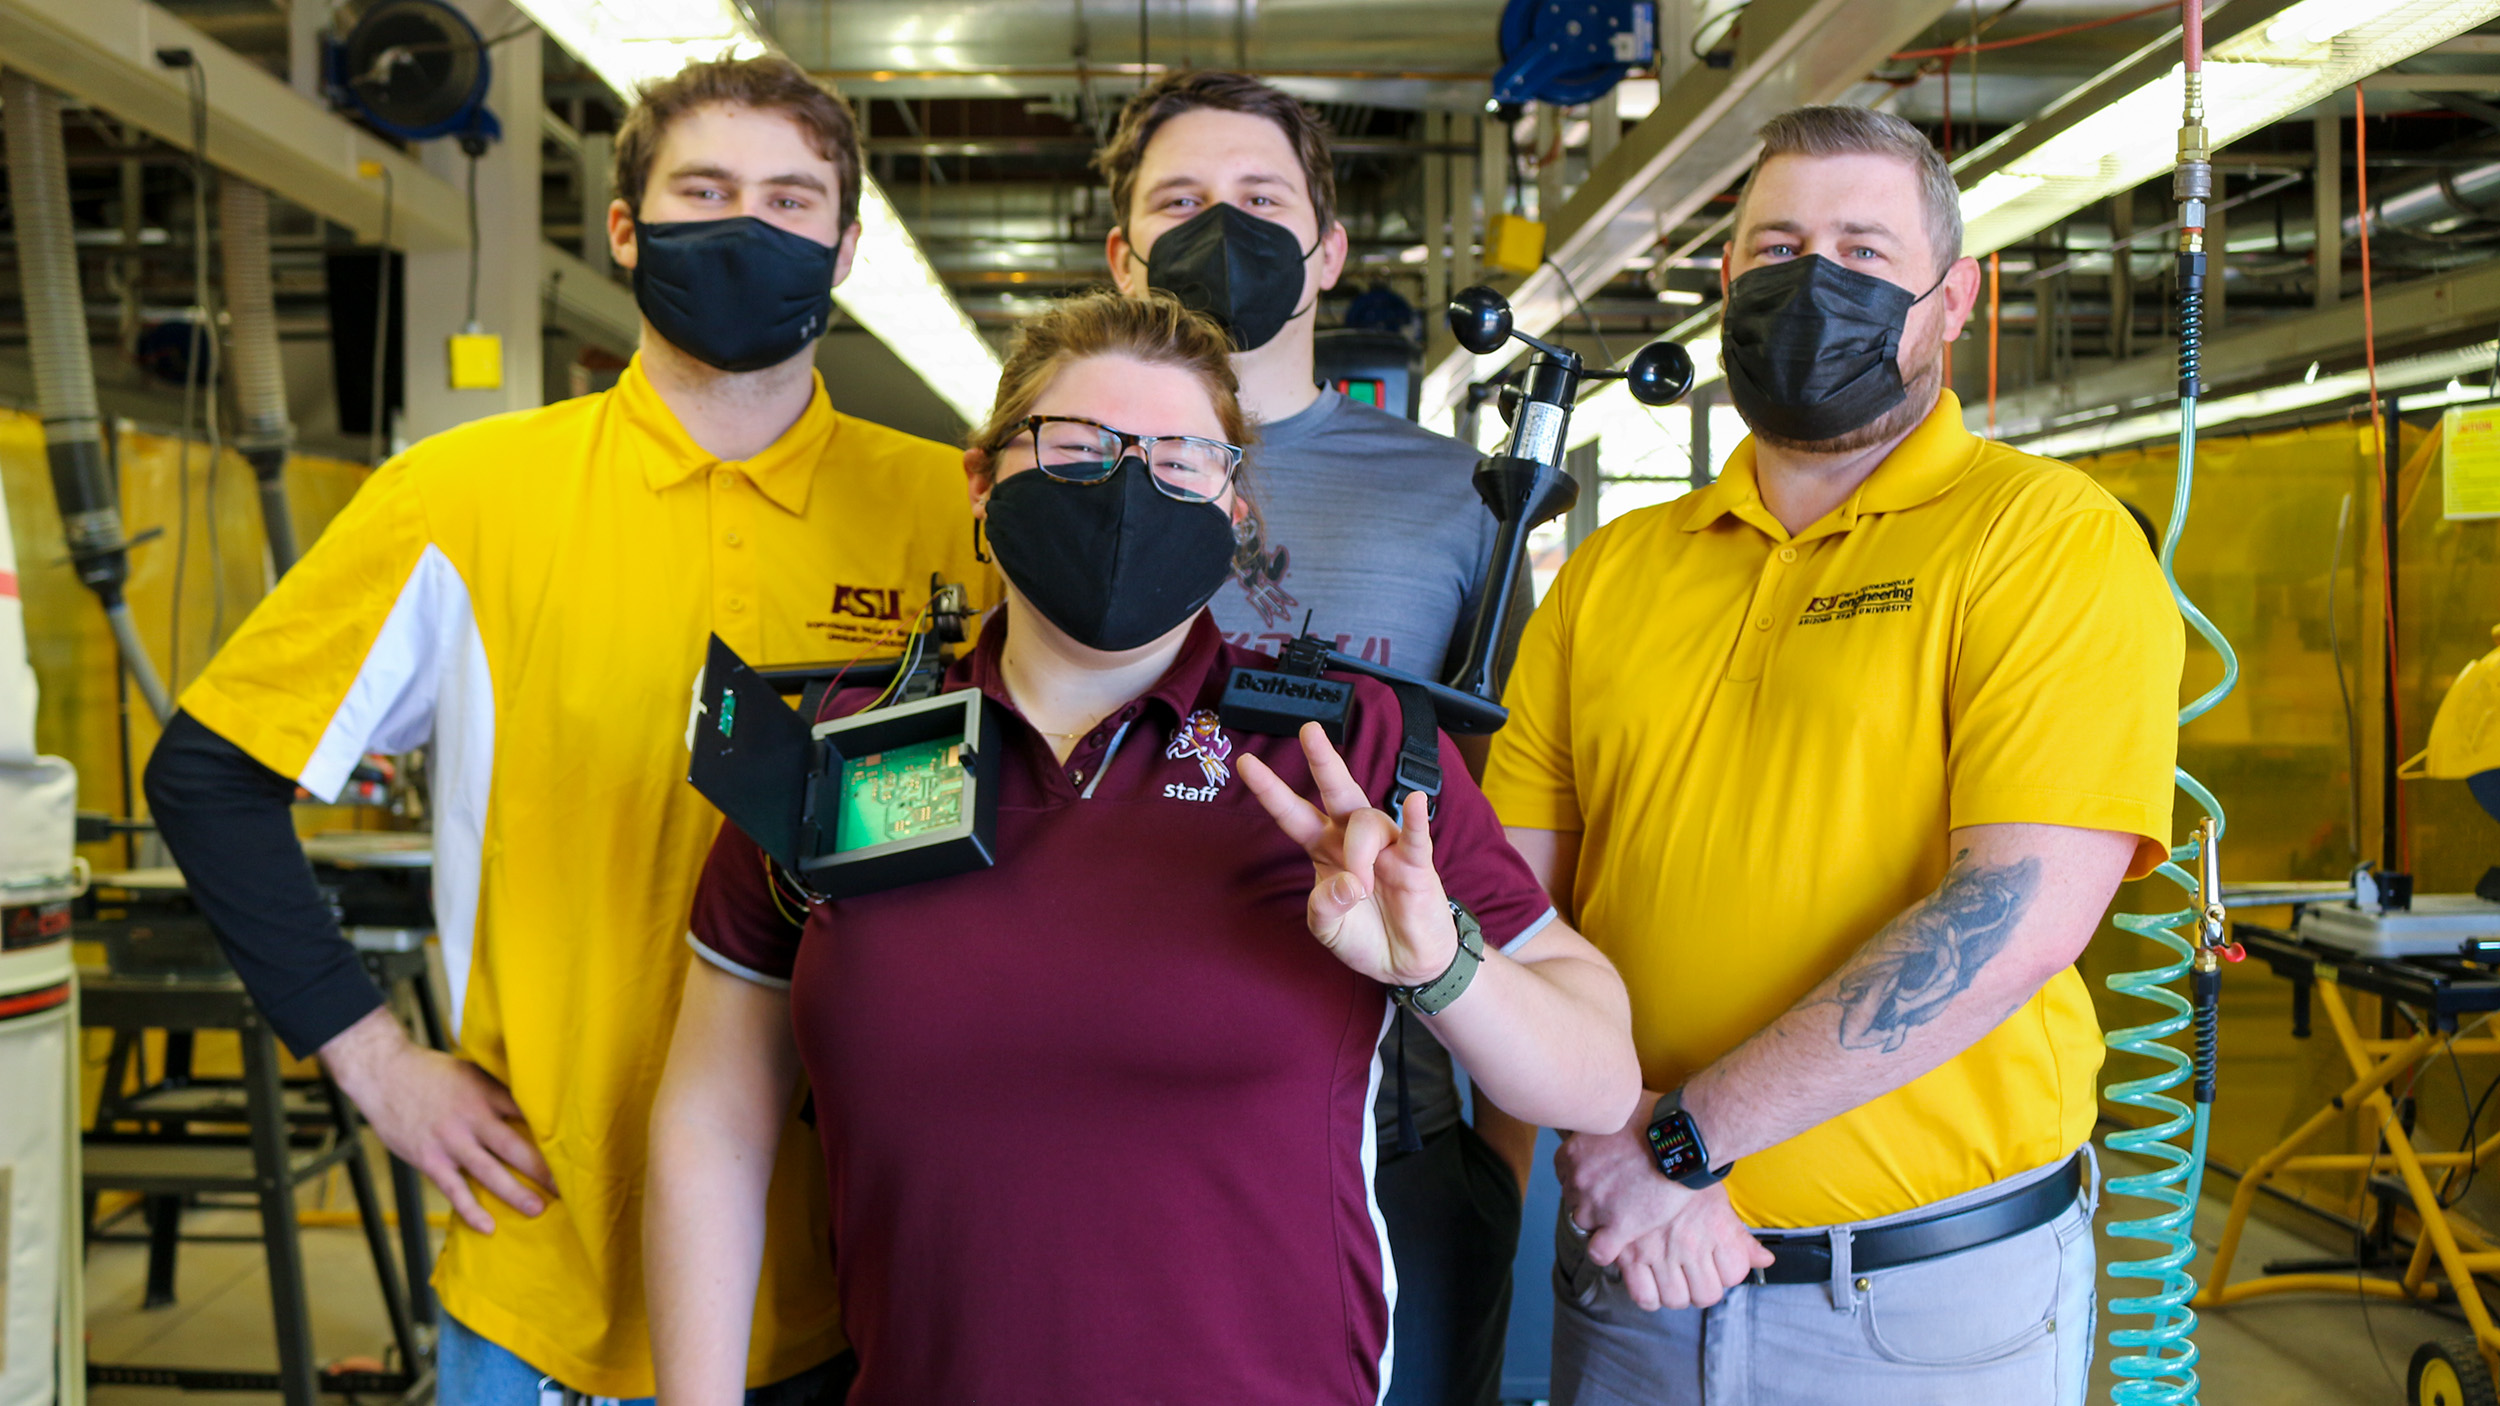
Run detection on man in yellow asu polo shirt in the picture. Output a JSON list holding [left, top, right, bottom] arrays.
[[1483, 106, 2182, 1404], [142, 57, 983, 1405]]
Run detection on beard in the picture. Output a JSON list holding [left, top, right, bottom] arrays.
[[1747, 337, 1946, 456]]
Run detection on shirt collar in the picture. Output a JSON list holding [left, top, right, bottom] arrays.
[[961, 609, 1231, 736], [620, 354, 840, 515], [1253, 386, 1344, 451], [1677, 390, 1982, 541]]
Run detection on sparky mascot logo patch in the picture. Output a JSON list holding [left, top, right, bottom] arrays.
[[1163, 709, 1235, 802]]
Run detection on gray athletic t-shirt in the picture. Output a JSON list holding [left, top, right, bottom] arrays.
[[1211, 388, 1498, 679], [1207, 386, 1500, 1146]]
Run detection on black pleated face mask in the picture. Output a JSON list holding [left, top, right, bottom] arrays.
[[630, 216, 840, 373], [1721, 256, 1948, 444], [984, 458, 1238, 653], [1141, 203, 1316, 352]]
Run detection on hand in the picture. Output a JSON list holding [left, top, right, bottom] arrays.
[[1238, 722, 1457, 988], [320, 1007, 556, 1234], [1555, 1112, 1771, 1311]]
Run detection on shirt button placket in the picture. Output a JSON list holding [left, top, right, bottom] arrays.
[[714, 467, 760, 658], [1729, 544, 1788, 681]]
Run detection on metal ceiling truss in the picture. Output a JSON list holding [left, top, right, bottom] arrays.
[[1986, 257, 2500, 441]]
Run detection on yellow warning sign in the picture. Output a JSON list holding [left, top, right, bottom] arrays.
[[2445, 403, 2500, 520]]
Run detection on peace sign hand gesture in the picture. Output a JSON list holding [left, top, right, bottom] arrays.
[[1237, 722, 1460, 989]]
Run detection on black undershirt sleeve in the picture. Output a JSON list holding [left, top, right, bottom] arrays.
[[142, 709, 387, 1058]]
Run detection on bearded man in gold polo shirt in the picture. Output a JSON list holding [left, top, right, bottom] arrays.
[[1482, 105, 2183, 1405]]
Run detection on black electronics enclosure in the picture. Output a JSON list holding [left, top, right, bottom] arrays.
[[1220, 669, 1354, 745], [688, 635, 818, 869], [688, 635, 1002, 899], [800, 688, 1002, 898]]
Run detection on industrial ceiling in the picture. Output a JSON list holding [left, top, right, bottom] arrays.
[[5, 0, 2500, 454]]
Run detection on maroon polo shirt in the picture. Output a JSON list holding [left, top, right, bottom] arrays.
[[690, 611, 1554, 1404]]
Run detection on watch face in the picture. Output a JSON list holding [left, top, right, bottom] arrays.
[[1646, 1110, 1705, 1181]]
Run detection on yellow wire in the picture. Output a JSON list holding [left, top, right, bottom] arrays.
[[865, 600, 935, 711]]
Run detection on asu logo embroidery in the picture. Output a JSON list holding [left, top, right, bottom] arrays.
[[829, 584, 907, 621], [1799, 577, 1916, 626], [1163, 709, 1235, 801]]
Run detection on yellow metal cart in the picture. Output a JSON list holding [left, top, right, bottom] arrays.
[[2198, 921, 2500, 1406]]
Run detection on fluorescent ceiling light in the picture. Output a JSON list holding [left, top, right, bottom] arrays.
[[505, 0, 1001, 422], [837, 183, 1005, 422], [2265, 0, 2378, 47], [2018, 340, 2495, 459], [1958, 0, 2500, 257]]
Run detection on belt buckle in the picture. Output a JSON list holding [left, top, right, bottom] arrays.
[[1753, 1232, 1830, 1286]]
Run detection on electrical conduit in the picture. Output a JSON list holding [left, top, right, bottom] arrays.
[[1, 71, 171, 723]]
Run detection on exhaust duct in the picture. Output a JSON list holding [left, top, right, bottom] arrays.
[[2350, 160, 2500, 242], [217, 179, 299, 575], [1, 71, 172, 723]]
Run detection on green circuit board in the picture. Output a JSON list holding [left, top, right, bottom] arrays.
[[832, 738, 967, 853]]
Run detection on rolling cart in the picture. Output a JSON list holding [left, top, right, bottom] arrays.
[[2197, 917, 2500, 1405]]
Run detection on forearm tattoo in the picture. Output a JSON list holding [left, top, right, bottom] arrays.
[[1822, 850, 2041, 1054]]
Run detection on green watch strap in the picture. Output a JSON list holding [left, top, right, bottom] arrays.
[[1394, 902, 1486, 1016]]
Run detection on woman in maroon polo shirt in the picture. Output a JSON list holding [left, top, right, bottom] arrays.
[[645, 290, 1640, 1405]]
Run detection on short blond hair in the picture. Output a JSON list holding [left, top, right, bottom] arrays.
[[1735, 106, 1962, 273], [972, 289, 1253, 456]]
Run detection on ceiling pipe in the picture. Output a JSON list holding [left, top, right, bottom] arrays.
[[2351, 159, 2500, 240]]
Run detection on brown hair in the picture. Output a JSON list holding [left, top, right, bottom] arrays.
[[1735, 106, 1963, 273], [973, 288, 1254, 458], [612, 55, 862, 231], [1095, 70, 1338, 237]]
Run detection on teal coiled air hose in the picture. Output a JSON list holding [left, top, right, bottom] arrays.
[[2100, 10, 2243, 1404]]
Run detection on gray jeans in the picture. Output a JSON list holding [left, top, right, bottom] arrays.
[[1551, 1150, 2099, 1406]]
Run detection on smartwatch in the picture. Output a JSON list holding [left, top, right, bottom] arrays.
[[1645, 1087, 1731, 1190], [1392, 902, 1486, 1016]]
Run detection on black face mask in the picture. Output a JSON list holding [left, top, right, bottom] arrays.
[[631, 216, 839, 373], [1721, 256, 1947, 443], [985, 458, 1237, 653], [1142, 203, 1316, 352]]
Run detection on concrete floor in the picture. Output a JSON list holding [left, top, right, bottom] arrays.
[[85, 1192, 437, 1406], [75, 1159, 2481, 1406], [2120, 1174, 2462, 1406]]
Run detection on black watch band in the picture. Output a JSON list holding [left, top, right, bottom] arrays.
[[1645, 1088, 1732, 1190], [1392, 902, 1485, 1016]]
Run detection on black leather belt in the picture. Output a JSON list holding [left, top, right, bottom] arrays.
[[1750, 1153, 2085, 1286]]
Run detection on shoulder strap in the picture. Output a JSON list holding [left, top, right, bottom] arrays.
[[1386, 680, 1443, 809]]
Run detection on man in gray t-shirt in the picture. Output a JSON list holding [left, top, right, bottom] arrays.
[[1212, 384, 1498, 678], [1099, 71, 1524, 1406]]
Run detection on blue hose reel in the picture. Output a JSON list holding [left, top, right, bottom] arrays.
[[1493, 0, 1657, 108], [325, 0, 502, 151]]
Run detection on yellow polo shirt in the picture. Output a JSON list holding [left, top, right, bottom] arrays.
[[1485, 391, 2181, 1228], [180, 358, 989, 1393]]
